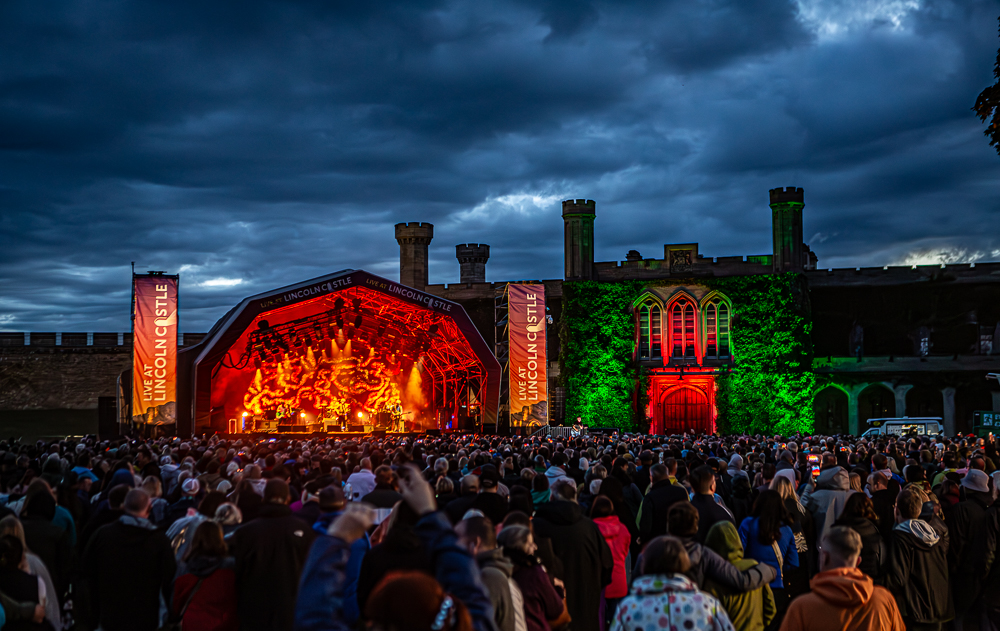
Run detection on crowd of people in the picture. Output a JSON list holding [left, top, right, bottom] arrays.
[[0, 427, 995, 631]]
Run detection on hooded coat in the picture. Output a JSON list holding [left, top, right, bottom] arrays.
[[946, 492, 996, 615], [800, 467, 854, 542], [704, 521, 776, 631], [884, 517, 952, 625], [532, 500, 613, 631], [593, 515, 631, 598], [173, 555, 239, 631], [476, 548, 526, 631], [609, 574, 735, 631], [779, 568, 905, 631], [676, 536, 777, 592]]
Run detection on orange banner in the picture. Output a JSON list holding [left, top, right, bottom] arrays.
[[132, 276, 178, 425], [508, 284, 547, 428]]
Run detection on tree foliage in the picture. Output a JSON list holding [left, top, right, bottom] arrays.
[[974, 17, 1000, 156]]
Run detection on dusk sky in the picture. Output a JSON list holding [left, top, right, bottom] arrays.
[[2, 0, 999, 332]]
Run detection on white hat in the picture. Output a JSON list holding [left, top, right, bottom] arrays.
[[181, 478, 201, 495], [961, 469, 990, 493]]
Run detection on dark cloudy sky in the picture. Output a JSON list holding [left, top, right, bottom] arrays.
[[2, 0, 999, 332]]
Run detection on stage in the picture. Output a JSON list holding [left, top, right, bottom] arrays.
[[177, 270, 501, 437]]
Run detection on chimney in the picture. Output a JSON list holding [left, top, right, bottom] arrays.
[[562, 199, 596, 280], [768, 187, 804, 273]]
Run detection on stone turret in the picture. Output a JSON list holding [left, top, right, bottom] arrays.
[[769, 187, 805, 273], [395, 222, 434, 289], [456, 243, 490, 284], [563, 199, 596, 280]]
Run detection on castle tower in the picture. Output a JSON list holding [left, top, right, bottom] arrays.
[[395, 222, 434, 289], [769, 187, 805, 273], [456, 243, 490, 284], [562, 199, 596, 280]]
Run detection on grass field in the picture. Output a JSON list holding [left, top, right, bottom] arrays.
[[0, 409, 99, 441]]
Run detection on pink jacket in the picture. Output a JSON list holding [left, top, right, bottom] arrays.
[[594, 515, 632, 598]]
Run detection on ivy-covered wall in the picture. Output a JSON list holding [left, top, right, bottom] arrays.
[[559, 275, 815, 435]]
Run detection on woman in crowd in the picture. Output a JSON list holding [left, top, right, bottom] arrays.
[[769, 475, 813, 590], [0, 535, 52, 631], [832, 492, 884, 581], [609, 535, 734, 631], [498, 525, 567, 631], [704, 521, 775, 631], [172, 521, 239, 631], [590, 496, 630, 630], [738, 491, 798, 631], [0, 517, 60, 630]]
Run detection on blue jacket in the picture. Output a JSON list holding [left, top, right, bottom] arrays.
[[294, 511, 497, 631], [737, 517, 798, 589]]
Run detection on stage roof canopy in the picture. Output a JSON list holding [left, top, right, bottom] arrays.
[[180, 269, 500, 434]]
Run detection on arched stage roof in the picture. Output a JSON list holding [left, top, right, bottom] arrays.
[[177, 269, 500, 436]]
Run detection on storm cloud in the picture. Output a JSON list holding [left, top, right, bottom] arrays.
[[1, 0, 998, 331]]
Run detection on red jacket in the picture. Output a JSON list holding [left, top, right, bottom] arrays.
[[594, 515, 631, 598], [173, 561, 239, 631]]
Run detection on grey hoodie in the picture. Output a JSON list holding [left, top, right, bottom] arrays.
[[476, 548, 526, 631], [801, 466, 855, 541], [894, 519, 940, 546]]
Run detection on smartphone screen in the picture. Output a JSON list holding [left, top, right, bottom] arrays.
[[811, 465, 821, 479]]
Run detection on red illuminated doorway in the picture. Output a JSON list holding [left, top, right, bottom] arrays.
[[660, 387, 711, 434]]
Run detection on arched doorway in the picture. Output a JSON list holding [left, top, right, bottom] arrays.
[[660, 386, 711, 434], [813, 386, 849, 435], [858, 384, 894, 427], [906, 386, 944, 418]]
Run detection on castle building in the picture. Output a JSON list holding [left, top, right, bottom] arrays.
[[2, 187, 999, 436]]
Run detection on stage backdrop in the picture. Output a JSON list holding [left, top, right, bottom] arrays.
[[132, 275, 179, 425], [508, 284, 547, 429]]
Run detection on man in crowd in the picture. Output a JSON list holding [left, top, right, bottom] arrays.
[[360, 465, 403, 508], [230, 479, 317, 631], [83, 489, 176, 631], [532, 478, 612, 631], [346, 457, 376, 501], [780, 526, 905, 630], [638, 463, 688, 543], [457, 515, 525, 631], [689, 465, 734, 542]]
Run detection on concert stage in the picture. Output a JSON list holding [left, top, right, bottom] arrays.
[[177, 270, 500, 437]]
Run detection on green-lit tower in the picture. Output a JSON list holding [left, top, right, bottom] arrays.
[[563, 199, 596, 280], [769, 187, 805, 273]]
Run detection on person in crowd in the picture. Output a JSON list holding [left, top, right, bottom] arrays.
[[472, 465, 509, 526], [19, 492, 71, 606], [883, 486, 951, 631], [946, 468, 995, 628], [0, 517, 59, 630], [456, 515, 525, 631], [165, 478, 202, 528], [532, 478, 612, 631], [229, 479, 316, 631], [610, 535, 735, 631], [173, 521, 239, 631], [360, 465, 403, 509], [346, 458, 376, 501], [800, 466, 853, 543], [498, 524, 567, 631], [228, 477, 264, 523], [779, 526, 904, 631], [866, 472, 897, 539], [738, 491, 798, 629], [168, 491, 228, 561], [447, 475, 482, 523], [436, 476, 459, 511], [82, 488, 176, 631], [666, 501, 777, 592], [294, 480, 324, 525], [637, 463, 689, 544], [704, 521, 776, 631], [141, 475, 169, 524], [0, 535, 51, 631], [590, 496, 630, 629], [769, 476, 813, 586], [832, 493, 884, 582], [690, 465, 735, 543]]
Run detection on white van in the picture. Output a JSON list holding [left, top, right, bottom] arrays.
[[861, 417, 944, 438]]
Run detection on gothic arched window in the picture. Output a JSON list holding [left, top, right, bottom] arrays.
[[669, 297, 697, 358], [704, 297, 732, 359], [638, 301, 662, 359]]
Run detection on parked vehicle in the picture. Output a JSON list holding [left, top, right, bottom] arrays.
[[861, 417, 943, 438]]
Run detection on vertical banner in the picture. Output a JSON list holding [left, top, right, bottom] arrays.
[[132, 275, 179, 425], [508, 284, 547, 428]]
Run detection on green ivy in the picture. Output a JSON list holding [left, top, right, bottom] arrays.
[[559, 275, 815, 434]]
